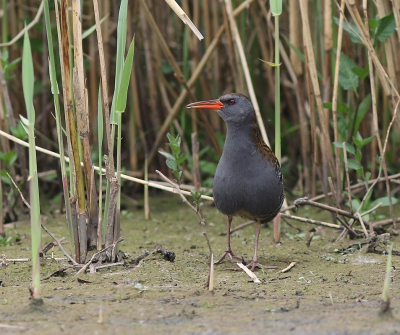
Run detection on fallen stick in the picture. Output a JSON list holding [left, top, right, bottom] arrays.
[[236, 262, 261, 283], [280, 262, 296, 273]]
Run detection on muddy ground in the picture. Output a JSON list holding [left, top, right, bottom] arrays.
[[0, 195, 399, 334]]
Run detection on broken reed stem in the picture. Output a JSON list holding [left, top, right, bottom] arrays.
[[342, 142, 353, 210], [236, 262, 261, 283]]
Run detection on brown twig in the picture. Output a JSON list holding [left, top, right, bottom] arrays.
[[0, 1, 44, 47], [76, 237, 124, 276], [280, 213, 341, 229]]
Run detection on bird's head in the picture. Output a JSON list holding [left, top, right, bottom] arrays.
[[187, 93, 255, 126]]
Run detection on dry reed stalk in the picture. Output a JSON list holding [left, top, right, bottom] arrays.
[[140, 8, 161, 134], [210, 0, 221, 130], [127, 16, 148, 169], [156, 74, 191, 157], [0, 128, 216, 201], [144, 156, 150, 220], [191, 133, 201, 191], [375, 0, 398, 91], [289, 0, 302, 77], [93, 0, 115, 177], [392, 0, 400, 44], [332, 0, 345, 204], [288, 0, 311, 195], [221, 2, 245, 94], [344, 0, 398, 101], [182, 0, 198, 134], [0, 56, 19, 182], [304, 48, 317, 198], [139, 0, 222, 162], [0, 1, 44, 48], [57, 0, 86, 262], [280, 213, 341, 230], [146, 0, 254, 165], [342, 142, 352, 210], [360, 1, 398, 229], [72, 1, 99, 250], [250, 5, 274, 97], [224, 0, 270, 147], [300, 0, 336, 180]]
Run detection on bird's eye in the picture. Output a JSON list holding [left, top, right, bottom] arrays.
[[229, 99, 235, 105]]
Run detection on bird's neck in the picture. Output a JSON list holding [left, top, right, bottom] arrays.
[[224, 121, 256, 149]]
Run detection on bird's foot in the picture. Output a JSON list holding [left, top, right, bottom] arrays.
[[215, 250, 243, 264], [246, 261, 280, 272]]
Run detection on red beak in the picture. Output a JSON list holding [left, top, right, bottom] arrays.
[[186, 99, 224, 110]]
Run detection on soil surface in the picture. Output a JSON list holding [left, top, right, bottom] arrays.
[[0, 195, 399, 334]]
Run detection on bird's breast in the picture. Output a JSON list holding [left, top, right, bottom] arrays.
[[213, 144, 284, 221]]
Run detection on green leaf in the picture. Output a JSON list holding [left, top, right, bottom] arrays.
[[333, 17, 363, 44], [176, 154, 186, 166], [82, 15, 108, 39], [337, 51, 359, 92], [22, 29, 35, 121], [353, 94, 371, 132], [337, 117, 348, 139], [369, 197, 398, 209], [19, 115, 30, 127], [259, 59, 281, 67], [365, 171, 371, 183], [352, 133, 376, 149], [111, 0, 129, 123], [351, 64, 369, 80], [368, 19, 378, 31], [158, 150, 175, 161], [10, 123, 28, 140], [332, 142, 355, 155], [2, 151, 18, 166], [355, 149, 361, 162], [199, 161, 218, 175], [350, 198, 361, 213], [323, 102, 349, 114], [3, 57, 21, 75], [376, 12, 396, 42], [282, 35, 306, 63], [270, 0, 282, 16], [347, 159, 361, 170], [115, 37, 135, 113], [166, 159, 177, 171], [360, 134, 376, 148]]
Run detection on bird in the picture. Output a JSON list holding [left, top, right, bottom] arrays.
[[187, 93, 284, 271]]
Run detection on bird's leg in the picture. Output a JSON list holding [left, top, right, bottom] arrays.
[[246, 220, 279, 271], [215, 216, 242, 264]]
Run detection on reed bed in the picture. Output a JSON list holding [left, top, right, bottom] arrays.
[[0, 0, 399, 300]]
